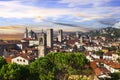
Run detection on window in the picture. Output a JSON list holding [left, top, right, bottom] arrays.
[[23, 60, 25, 62], [17, 59, 19, 61], [20, 59, 22, 62]]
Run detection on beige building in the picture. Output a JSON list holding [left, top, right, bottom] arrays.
[[47, 29, 53, 48], [58, 29, 63, 42]]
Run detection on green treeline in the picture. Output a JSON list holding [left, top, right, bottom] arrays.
[[0, 52, 91, 80]]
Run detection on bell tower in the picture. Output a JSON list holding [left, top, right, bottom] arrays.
[[24, 27, 28, 38], [38, 31, 46, 57]]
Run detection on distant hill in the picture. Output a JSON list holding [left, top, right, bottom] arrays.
[[88, 27, 120, 38], [0, 33, 23, 40]]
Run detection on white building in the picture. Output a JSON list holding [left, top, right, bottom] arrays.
[[29, 40, 39, 46], [104, 63, 120, 73], [112, 53, 120, 62], [12, 56, 30, 65], [84, 46, 102, 51], [103, 54, 112, 60]]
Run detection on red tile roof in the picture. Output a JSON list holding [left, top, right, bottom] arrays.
[[95, 59, 120, 69], [94, 68, 101, 76], [5, 56, 12, 63]]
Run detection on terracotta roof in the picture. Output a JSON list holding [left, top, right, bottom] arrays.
[[109, 62, 120, 69], [104, 51, 115, 56], [90, 60, 110, 77], [95, 59, 120, 69], [85, 52, 89, 56], [23, 48, 38, 51], [94, 68, 101, 76], [100, 67, 110, 74], [66, 39, 79, 45], [90, 61, 97, 69], [5, 56, 12, 63], [0, 41, 27, 45], [12, 53, 35, 61]]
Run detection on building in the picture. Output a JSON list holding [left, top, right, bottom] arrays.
[[28, 30, 37, 39], [80, 36, 83, 43], [11, 53, 35, 65], [24, 27, 28, 38], [38, 32, 47, 57], [29, 40, 39, 46], [76, 32, 80, 38], [24, 27, 37, 39], [47, 29, 53, 48], [58, 29, 63, 42], [12, 56, 30, 65]]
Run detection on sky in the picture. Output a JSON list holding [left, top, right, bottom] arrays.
[[0, 0, 120, 34]]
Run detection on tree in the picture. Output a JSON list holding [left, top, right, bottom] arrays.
[[0, 52, 89, 80], [53, 52, 87, 80], [109, 72, 120, 80], [117, 58, 120, 63], [0, 56, 7, 69], [95, 51, 103, 57], [29, 52, 88, 80], [0, 63, 29, 80], [116, 50, 120, 55], [108, 46, 117, 51]]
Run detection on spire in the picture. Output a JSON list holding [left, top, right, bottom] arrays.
[[24, 27, 28, 38]]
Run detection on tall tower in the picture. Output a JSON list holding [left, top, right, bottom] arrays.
[[76, 32, 80, 38], [38, 32, 46, 57], [24, 27, 28, 38], [47, 29, 53, 48], [58, 29, 63, 42], [80, 36, 83, 43]]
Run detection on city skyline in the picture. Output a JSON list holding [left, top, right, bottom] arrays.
[[0, 1, 120, 79], [0, 0, 120, 34]]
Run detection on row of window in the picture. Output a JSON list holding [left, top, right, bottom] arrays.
[[17, 59, 25, 62]]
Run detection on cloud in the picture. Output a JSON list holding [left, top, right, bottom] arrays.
[[76, 13, 113, 18], [112, 22, 120, 28], [0, 0, 120, 31], [34, 16, 44, 22], [0, 0, 119, 21], [97, 18, 119, 26], [59, 0, 111, 7], [74, 12, 114, 22], [0, 1, 73, 19]]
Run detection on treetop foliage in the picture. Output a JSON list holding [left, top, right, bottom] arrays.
[[0, 52, 90, 80]]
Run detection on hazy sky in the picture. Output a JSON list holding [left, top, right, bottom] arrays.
[[0, 0, 120, 33]]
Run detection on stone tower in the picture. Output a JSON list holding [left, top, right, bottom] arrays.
[[38, 32, 46, 57], [80, 36, 83, 43], [47, 29, 53, 48], [24, 27, 28, 38], [58, 29, 63, 42], [76, 32, 80, 38]]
